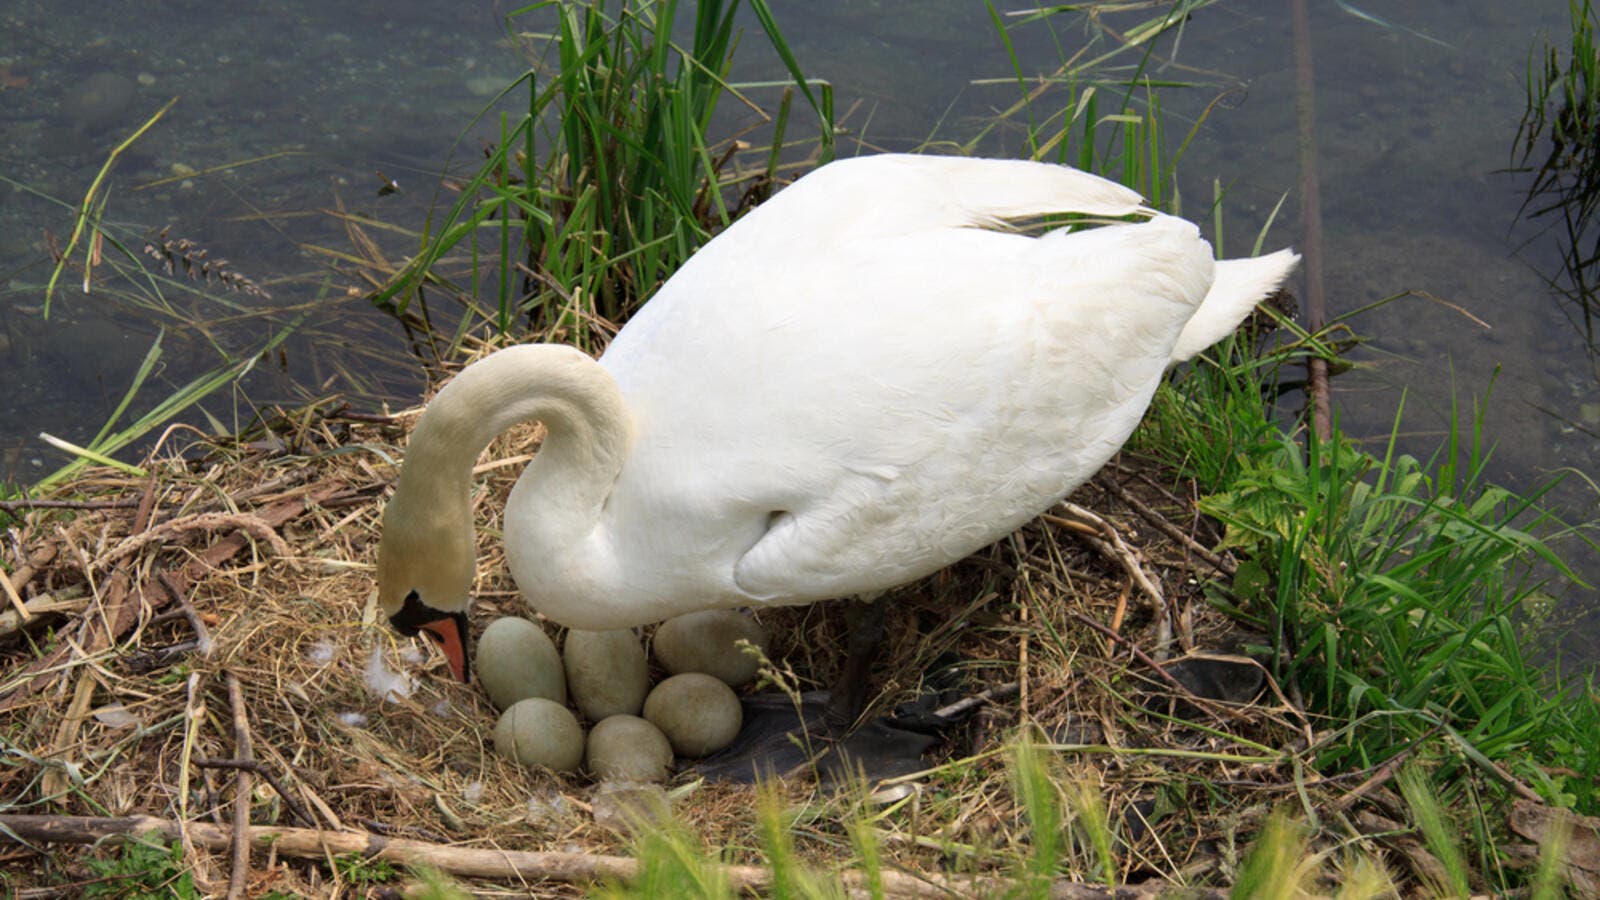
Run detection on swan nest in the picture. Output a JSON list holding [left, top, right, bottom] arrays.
[[0, 372, 1303, 897]]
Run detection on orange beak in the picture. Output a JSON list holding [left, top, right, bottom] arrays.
[[419, 615, 469, 682]]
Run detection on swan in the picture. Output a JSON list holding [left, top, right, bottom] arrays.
[[376, 153, 1299, 683]]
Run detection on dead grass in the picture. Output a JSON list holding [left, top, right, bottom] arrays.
[[0, 371, 1371, 898]]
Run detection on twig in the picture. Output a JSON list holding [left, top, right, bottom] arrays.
[[159, 572, 212, 657], [0, 591, 90, 639], [2, 559, 30, 620], [1047, 502, 1172, 655], [121, 640, 198, 674], [327, 409, 401, 426], [190, 759, 316, 828], [0, 542, 59, 615], [1096, 475, 1236, 577], [931, 681, 1021, 720], [1330, 745, 1414, 813], [224, 676, 253, 900], [358, 818, 451, 844], [98, 512, 292, 569], [0, 814, 1223, 899]]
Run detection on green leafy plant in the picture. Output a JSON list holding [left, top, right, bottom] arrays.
[[1150, 339, 1600, 821], [83, 835, 196, 900], [333, 851, 399, 886]]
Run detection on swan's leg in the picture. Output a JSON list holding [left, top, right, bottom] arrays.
[[824, 596, 887, 731]]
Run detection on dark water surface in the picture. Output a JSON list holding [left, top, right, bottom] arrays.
[[2, 2, 1594, 659]]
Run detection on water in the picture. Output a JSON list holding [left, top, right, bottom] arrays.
[[2, 1, 1594, 657]]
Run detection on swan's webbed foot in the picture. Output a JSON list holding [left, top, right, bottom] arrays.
[[692, 691, 941, 785], [694, 596, 954, 784]]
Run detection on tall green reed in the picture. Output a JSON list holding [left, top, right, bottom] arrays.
[[372, 0, 832, 350], [1515, 0, 1599, 347]]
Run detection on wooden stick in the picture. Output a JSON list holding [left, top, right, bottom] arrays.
[[0, 814, 1218, 899], [0, 591, 90, 638], [159, 572, 213, 657], [1047, 503, 1172, 656], [224, 675, 253, 900]]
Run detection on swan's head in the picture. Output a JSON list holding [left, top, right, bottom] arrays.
[[375, 489, 475, 682]]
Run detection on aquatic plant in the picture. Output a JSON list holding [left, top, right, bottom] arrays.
[[1515, 0, 1600, 350], [371, 0, 833, 349]]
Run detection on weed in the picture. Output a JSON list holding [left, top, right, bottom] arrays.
[[333, 850, 399, 886], [82, 835, 196, 900]]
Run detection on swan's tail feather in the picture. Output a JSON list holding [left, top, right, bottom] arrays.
[[1168, 248, 1301, 364]]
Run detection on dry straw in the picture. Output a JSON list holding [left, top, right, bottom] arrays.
[[0, 376, 1315, 896]]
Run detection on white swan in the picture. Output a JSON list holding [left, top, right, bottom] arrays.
[[376, 154, 1299, 680]]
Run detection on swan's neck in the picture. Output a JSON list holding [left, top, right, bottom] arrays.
[[398, 344, 631, 585]]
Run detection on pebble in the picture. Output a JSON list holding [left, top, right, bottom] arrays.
[[591, 782, 669, 833], [476, 617, 566, 711]]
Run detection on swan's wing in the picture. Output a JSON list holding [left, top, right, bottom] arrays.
[[596, 156, 1281, 607], [719, 218, 1215, 601]]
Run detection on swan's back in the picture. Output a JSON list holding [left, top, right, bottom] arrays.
[[542, 155, 1296, 622]]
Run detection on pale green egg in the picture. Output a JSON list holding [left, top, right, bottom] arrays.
[[493, 698, 584, 773], [652, 610, 769, 688], [585, 714, 674, 783], [642, 673, 742, 757], [563, 628, 650, 722], [476, 617, 566, 711]]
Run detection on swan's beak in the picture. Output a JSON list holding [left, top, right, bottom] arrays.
[[420, 615, 469, 682], [390, 591, 472, 683]]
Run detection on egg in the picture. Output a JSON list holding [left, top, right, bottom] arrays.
[[584, 715, 674, 783], [476, 617, 566, 711], [652, 610, 769, 687], [642, 673, 743, 757], [563, 629, 650, 722], [493, 698, 584, 773]]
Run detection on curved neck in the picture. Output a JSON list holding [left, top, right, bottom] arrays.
[[397, 344, 632, 557]]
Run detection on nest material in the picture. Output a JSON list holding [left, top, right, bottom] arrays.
[[0, 391, 1314, 897]]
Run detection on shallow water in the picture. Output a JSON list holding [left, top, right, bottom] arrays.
[[2, 2, 1594, 659]]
